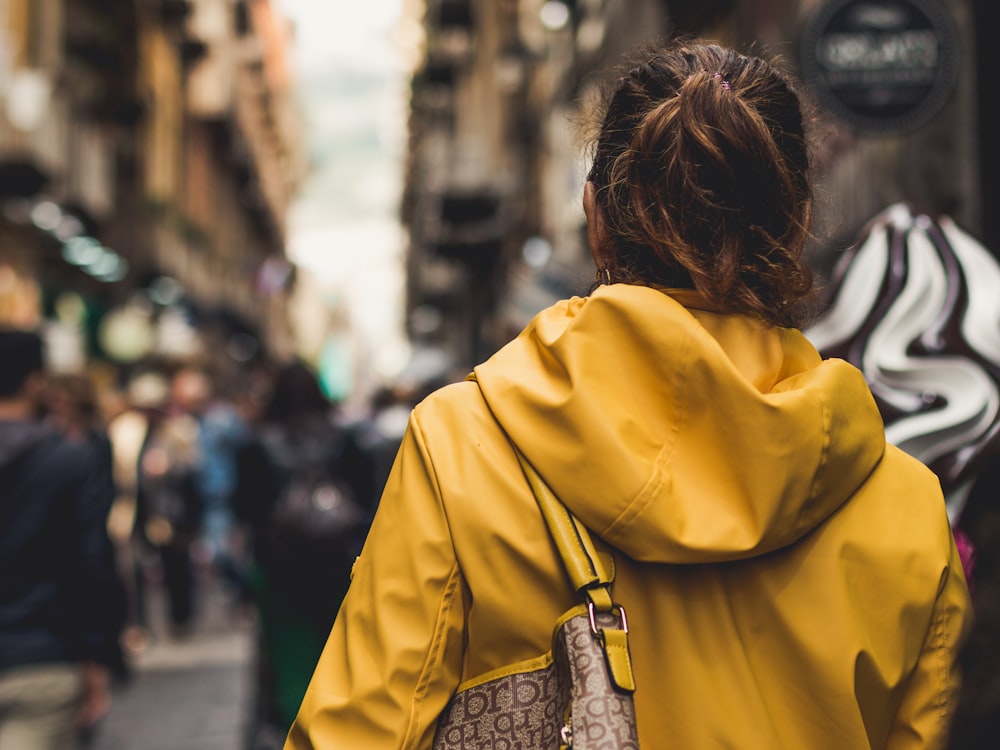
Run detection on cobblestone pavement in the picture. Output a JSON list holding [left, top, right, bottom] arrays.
[[87, 573, 259, 750]]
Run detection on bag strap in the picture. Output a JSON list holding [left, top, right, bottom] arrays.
[[466, 371, 636, 692], [513, 448, 612, 595], [512, 446, 636, 694]]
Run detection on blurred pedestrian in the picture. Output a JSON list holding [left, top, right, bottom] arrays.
[[341, 385, 408, 510], [344, 379, 441, 514], [189, 371, 252, 608], [40, 373, 108, 441], [39, 371, 129, 687], [0, 329, 125, 749], [287, 42, 972, 749], [39, 372, 117, 541], [947, 461, 1000, 749], [104, 369, 170, 655], [234, 361, 373, 746], [132, 367, 205, 638]]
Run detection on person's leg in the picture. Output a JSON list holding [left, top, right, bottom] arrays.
[[202, 505, 249, 601], [0, 664, 83, 750], [266, 615, 325, 731], [161, 542, 196, 632], [120, 539, 153, 656]]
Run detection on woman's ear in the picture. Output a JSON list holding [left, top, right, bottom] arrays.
[[583, 181, 612, 267]]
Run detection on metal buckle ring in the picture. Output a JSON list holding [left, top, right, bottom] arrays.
[[588, 601, 628, 635], [560, 725, 573, 746]]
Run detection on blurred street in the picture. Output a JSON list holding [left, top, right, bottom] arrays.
[[87, 572, 258, 750], [0, 0, 997, 748]]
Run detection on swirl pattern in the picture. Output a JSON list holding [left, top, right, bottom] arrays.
[[806, 204, 1000, 521]]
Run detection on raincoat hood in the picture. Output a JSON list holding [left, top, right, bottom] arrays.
[[474, 284, 887, 564]]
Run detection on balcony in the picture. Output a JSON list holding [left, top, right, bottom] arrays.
[[0, 159, 49, 199], [161, 0, 194, 28], [435, 0, 474, 31], [427, 189, 506, 272], [441, 191, 500, 225], [0, 75, 67, 194], [411, 57, 459, 116], [660, 0, 736, 35]]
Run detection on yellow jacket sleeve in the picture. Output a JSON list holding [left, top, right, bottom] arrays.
[[885, 534, 973, 750], [285, 414, 466, 749]]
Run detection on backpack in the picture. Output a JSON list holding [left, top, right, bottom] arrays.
[[257, 421, 366, 588]]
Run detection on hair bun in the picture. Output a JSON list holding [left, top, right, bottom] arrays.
[[587, 42, 815, 327]]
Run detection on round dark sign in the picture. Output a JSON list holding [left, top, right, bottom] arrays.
[[799, 0, 960, 133]]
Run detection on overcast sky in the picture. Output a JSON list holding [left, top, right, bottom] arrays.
[[276, 0, 411, 380]]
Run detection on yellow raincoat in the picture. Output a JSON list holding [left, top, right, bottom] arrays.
[[287, 285, 972, 749]]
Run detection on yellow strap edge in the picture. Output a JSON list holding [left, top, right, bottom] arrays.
[[516, 448, 612, 592]]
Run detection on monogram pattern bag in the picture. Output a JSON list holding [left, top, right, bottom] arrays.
[[433, 448, 640, 750]]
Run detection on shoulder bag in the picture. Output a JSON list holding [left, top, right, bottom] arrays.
[[432, 447, 640, 749]]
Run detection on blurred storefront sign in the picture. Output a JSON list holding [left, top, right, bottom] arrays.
[[0, 262, 40, 326], [44, 319, 87, 373], [5, 69, 51, 133], [800, 0, 959, 133], [319, 333, 353, 403], [2, 195, 129, 284], [97, 276, 203, 365], [255, 256, 294, 297], [155, 305, 203, 360], [98, 301, 157, 364]]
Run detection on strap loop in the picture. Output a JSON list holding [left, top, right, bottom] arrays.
[[513, 447, 636, 694]]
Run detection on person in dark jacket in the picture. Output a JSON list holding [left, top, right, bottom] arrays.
[[234, 360, 375, 746], [0, 329, 125, 749], [38, 371, 130, 688]]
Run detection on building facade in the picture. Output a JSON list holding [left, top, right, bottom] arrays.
[[0, 0, 304, 376], [402, 0, 986, 372]]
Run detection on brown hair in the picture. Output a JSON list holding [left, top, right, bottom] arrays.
[[587, 42, 816, 327]]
